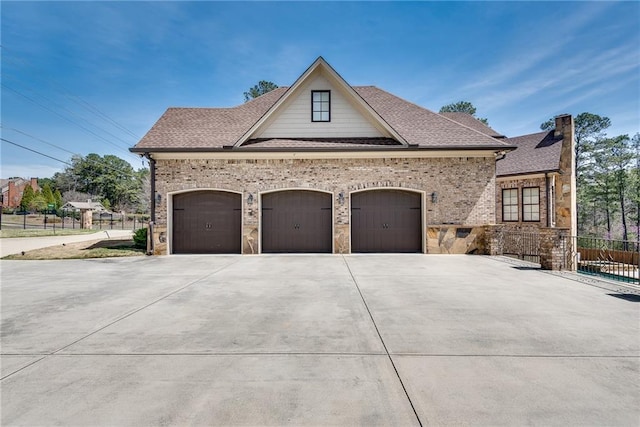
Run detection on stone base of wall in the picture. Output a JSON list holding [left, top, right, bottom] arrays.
[[243, 226, 258, 254], [427, 225, 485, 254], [150, 224, 167, 255], [335, 224, 349, 254], [539, 227, 572, 270]]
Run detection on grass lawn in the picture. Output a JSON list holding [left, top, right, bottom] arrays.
[[2, 238, 146, 260], [0, 229, 98, 238]]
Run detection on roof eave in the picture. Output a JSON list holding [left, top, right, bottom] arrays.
[[131, 145, 514, 154], [496, 168, 561, 178]]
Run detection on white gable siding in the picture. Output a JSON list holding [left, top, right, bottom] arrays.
[[255, 75, 385, 138]]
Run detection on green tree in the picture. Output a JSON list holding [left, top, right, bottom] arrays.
[[53, 153, 149, 212], [243, 81, 278, 102], [41, 183, 55, 205], [540, 112, 611, 174], [38, 177, 57, 191], [53, 189, 63, 209], [588, 134, 634, 240], [439, 101, 489, 125], [606, 135, 634, 241], [29, 192, 47, 213], [19, 185, 35, 211], [629, 133, 640, 241]]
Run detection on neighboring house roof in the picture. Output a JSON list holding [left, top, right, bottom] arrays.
[[1, 177, 28, 192], [496, 131, 563, 177], [132, 57, 513, 153], [439, 112, 505, 138], [61, 201, 108, 211]]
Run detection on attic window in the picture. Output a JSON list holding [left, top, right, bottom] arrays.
[[311, 90, 330, 122]]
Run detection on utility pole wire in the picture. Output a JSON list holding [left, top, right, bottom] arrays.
[[2, 83, 141, 163], [1, 135, 145, 180], [1, 126, 144, 179], [1, 138, 72, 166], [0, 44, 141, 140]]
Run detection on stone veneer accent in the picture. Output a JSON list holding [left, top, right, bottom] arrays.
[[151, 156, 497, 254], [427, 225, 486, 254], [553, 115, 576, 235]]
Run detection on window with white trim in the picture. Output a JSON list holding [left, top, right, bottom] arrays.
[[502, 188, 518, 222], [311, 90, 330, 122], [522, 187, 540, 222]]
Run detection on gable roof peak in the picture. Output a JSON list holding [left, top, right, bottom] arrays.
[[232, 56, 408, 147]]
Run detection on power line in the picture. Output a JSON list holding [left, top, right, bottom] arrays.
[[1, 130, 146, 180], [2, 75, 136, 150], [1, 125, 147, 169], [1, 126, 77, 157], [1, 138, 72, 166], [2, 83, 141, 163], [0, 44, 141, 140]]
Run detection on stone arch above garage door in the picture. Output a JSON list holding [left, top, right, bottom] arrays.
[[172, 190, 242, 254], [261, 190, 332, 253], [351, 189, 422, 253]]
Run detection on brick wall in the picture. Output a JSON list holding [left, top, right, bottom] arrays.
[[496, 176, 549, 231], [153, 156, 497, 254]]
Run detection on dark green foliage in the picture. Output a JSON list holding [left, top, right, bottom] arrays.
[[19, 185, 35, 211], [133, 227, 147, 249], [439, 101, 489, 125], [243, 81, 278, 102], [52, 153, 149, 212], [41, 183, 55, 205]]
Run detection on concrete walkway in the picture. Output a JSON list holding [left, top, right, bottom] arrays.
[[0, 229, 134, 257], [1, 255, 638, 425]]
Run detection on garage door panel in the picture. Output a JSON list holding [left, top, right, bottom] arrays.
[[262, 191, 332, 253], [172, 191, 241, 254], [351, 190, 421, 253]]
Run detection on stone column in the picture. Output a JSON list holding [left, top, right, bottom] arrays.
[[539, 227, 571, 270], [554, 114, 577, 237], [483, 224, 505, 255], [152, 225, 167, 255], [80, 209, 92, 229]]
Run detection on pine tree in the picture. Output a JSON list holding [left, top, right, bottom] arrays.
[[20, 185, 35, 212]]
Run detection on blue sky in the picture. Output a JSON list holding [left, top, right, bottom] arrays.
[[2, 1, 639, 179]]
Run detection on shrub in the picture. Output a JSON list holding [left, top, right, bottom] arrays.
[[133, 227, 148, 249]]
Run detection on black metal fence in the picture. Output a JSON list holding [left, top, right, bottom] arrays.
[[503, 231, 540, 264], [575, 236, 639, 284], [0, 210, 149, 231], [502, 229, 639, 284]]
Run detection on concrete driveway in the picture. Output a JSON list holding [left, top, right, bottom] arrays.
[[1, 255, 638, 426]]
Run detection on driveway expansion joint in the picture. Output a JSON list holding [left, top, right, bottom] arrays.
[[1, 258, 241, 381], [342, 255, 425, 427]]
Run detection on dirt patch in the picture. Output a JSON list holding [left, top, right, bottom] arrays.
[[2, 238, 146, 260]]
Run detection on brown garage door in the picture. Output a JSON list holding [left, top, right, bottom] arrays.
[[172, 191, 241, 254], [262, 191, 332, 253], [351, 190, 422, 253]]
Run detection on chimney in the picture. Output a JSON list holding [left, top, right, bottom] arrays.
[[30, 177, 39, 191], [554, 114, 572, 139], [8, 181, 16, 208], [553, 114, 577, 239]]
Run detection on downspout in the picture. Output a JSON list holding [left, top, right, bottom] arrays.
[[545, 172, 551, 227], [144, 153, 156, 255]]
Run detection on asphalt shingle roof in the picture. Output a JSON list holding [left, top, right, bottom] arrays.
[[132, 86, 513, 152], [439, 112, 505, 138], [496, 131, 563, 177]]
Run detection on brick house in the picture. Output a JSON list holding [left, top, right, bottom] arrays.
[[494, 115, 576, 236], [0, 177, 40, 209], [131, 57, 514, 255], [442, 113, 576, 238]]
